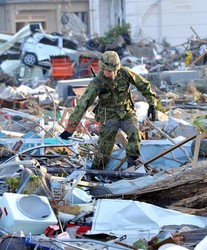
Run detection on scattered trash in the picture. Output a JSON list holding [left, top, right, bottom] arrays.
[[0, 22, 207, 249]]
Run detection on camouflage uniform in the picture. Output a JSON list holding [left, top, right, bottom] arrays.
[[65, 52, 156, 169]]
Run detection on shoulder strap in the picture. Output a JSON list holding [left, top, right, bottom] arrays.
[[93, 76, 102, 94], [119, 67, 135, 109], [119, 67, 130, 85]]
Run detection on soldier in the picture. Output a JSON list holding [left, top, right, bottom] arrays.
[[60, 51, 157, 169]]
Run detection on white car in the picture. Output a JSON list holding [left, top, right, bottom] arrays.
[[21, 33, 77, 66]]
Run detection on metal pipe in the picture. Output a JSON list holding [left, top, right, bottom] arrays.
[[47, 167, 148, 178]]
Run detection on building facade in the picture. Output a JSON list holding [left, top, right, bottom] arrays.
[[90, 0, 207, 46], [1, 0, 207, 46], [0, 0, 89, 34], [125, 0, 207, 45], [89, 0, 125, 36]]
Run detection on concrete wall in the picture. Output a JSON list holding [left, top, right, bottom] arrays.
[[0, 0, 89, 34], [2, 3, 61, 33], [89, 0, 207, 46], [89, 0, 100, 36], [89, 0, 110, 37], [125, 0, 207, 46], [89, 0, 125, 37], [0, 6, 6, 32], [125, 0, 139, 41]]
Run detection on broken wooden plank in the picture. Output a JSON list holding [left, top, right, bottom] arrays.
[[169, 193, 207, 210], [192, 133, 201, 168], [96, 164, 207, 209], [167, 206, 207, 216]]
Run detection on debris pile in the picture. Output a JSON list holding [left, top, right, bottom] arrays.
[[0, 23, 207, 249]]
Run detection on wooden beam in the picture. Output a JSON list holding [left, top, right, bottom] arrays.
[[137, 134, 197, 168], [192, 133, 201, 168]]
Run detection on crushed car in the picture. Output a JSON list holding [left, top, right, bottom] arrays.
[[21, 33, 78, 66]]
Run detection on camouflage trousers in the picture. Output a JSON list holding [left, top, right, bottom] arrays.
[[91, 110, 141, 170]]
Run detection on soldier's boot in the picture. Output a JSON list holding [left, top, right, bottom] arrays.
[[91, 161, 105, 170], [89, 159, 105, 182]]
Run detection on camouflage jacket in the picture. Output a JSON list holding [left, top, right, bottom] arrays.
[[66, 66, 156, 131]]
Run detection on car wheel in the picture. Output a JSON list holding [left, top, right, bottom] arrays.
[[22, 52, 38, 66]]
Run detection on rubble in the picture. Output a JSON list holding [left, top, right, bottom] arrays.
[[0, 23, 207, 250]]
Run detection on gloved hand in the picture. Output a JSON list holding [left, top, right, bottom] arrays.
[[147, 104, 156, 121], [59, 131, 73, 140]]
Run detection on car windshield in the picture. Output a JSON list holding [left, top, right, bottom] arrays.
[[39, 37, 58, 46]]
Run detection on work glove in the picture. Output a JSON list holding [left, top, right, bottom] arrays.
[[147, 104, 156, 121], [59, 131, 73, 140]]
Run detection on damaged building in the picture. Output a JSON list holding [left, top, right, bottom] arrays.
[[0, 0, 89, 35]]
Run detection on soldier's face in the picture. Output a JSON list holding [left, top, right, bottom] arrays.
[[103, 69, 118, 79]]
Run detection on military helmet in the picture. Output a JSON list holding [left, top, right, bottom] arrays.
[[99, 51, 121, 71]]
